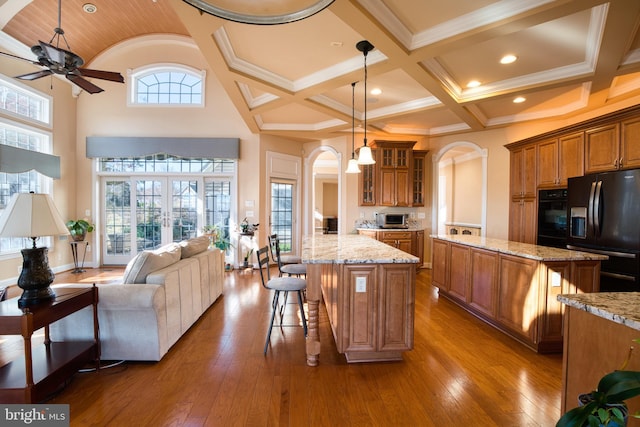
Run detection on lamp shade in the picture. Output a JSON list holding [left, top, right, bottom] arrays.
[[345, 158, 361, 174], [0, 192, 69, 240], [357, 146, 376, 165]]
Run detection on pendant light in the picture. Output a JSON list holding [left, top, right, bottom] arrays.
[[345, 81, 361, 174], [356, 40, 376, 165]]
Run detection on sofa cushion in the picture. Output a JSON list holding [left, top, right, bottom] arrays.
[[122, 243, 182, 284], [179, 235, 210, 258]]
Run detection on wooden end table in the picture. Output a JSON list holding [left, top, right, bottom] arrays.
[[0, 285, 99, 403]]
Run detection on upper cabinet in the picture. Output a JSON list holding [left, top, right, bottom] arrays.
[[537, 132, 584, 188], [621, 117, 640, 171], [358, 141, 427, 207], [585, 117, 640, 174], [510, 145, 536, 199]]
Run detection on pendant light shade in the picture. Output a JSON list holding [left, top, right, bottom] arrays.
[[346, 81, 360, 174], [356, 40, 375, 165], [357, 145, 375, 165]]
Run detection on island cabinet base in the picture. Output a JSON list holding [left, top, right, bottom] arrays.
[[317, 262, 415, 363], [432, 237, 601, 353]]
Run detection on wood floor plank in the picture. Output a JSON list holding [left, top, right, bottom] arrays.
[[0, 266, 564, 426]]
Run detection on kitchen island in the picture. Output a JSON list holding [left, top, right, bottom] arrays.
[[302, 234, 418, 366], [432, 235, 607, 352], [558, 293, 640, 425]]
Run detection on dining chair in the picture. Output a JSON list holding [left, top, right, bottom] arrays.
[[256, 246, 307, 355]]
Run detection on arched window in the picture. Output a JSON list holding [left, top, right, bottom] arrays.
[[129, 64, 205, 106]]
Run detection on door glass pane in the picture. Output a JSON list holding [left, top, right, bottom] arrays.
[[172, 180, 198, 241], [205, 180, 231, 251], [136, 180, 162, 251], [105, 180, 131, 256], [271, 181, 293, 252]]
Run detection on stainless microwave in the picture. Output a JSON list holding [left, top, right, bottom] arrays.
[[376, 213, 408, 229]]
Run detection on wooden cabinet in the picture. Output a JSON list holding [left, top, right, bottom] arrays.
[[358, 160, 376, 206], [509, 197, 536, 244], [320, 262, 415, 362], [585, 123, 620, 173], [412, 150, 427, 206], [431, 237, 602, 353], [358, 229, 424, 269], [375, 141, 415, 207], [537, 133, 584, 188], [621, 116, 640, 170], [510, 144, 536, 198]]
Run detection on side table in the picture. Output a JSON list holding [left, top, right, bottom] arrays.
[[70, 241, 89, 273], [0, 285, 100, 403]]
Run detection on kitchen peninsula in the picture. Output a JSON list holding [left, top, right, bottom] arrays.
[[302, 234, 418, 366], [432, 235, 607, 352]]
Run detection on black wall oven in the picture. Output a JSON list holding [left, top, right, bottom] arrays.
[[537, 189, 568, 248]]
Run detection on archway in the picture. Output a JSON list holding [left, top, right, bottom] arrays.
[[303, 146, 342, 236], [432, 142, 487, 238]]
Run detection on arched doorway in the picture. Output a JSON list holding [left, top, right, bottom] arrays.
[[303, 146, 342, 236], [432, 142, 488, 237]]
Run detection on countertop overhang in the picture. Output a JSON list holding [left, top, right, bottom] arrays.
[[432, 234, 608, 262], [558, 292, 640, 331], [302, 234, 419, 264]]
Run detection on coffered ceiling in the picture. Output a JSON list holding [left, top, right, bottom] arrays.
[[1, 0, 639, 141]]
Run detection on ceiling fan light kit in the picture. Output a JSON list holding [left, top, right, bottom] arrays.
[[356, 40, 376, 166], [0, 0, 124, 94]]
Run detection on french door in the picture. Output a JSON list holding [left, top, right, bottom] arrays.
[[270, 179, 297, 254], [102, 176, 202, 265]]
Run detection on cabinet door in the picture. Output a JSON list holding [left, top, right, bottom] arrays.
[[377, 264, 414, 352], [412, 151, 427, 206], [359, 163, 376, 206], [431, 239, 449, 290], [469, 248, 498, 317], [540, 261, 571, 346], [510, 145, 536, 197], [621, 117, 640, 170], [379, 168, 395, 206], [537, 139, 559, 188], [449, 243, 470, 302], [558, 132, 584, 185], [497, 254, 539, 343], [509, 198, 536, 244], [414, 230, 424, 266], [343, 265, 377, 352], [585, 123, 620, 173], [395, 169, 410, 207]]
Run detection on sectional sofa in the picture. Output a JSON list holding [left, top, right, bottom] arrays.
[[50, 236, 225, 361]]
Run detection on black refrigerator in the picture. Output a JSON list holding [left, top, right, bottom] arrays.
[[567, 168, 640, 291]]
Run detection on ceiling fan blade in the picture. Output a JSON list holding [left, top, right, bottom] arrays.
[[39, 41, 65, 65], [0, 50, 39, 66], [76, 68, 124, 83], [66, 74, 104, 94], [16, 70, 53, 80]]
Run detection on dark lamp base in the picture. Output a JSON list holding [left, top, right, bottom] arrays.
[[17, 246, 56, 308]]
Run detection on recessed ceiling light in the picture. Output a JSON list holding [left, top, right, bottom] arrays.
[[467, 80, 481, 88], [83, 3, 97, 13], [513, 96, 526, 103], [500, 54, 517, 64], [370, 88, 382, 95]]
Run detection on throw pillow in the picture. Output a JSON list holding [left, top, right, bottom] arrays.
[[122, 243, 182, 284], [179, 235, 210, 258]]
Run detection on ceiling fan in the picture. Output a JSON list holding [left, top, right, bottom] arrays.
[[0, 0, 124, 94]]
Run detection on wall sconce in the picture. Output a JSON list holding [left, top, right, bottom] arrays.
[[356, 40, 376, 165]]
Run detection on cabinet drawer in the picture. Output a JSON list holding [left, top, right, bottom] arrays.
[[379, 231, 412, 240]]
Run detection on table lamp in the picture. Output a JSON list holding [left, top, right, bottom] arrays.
[[0, 192, 69, 307]]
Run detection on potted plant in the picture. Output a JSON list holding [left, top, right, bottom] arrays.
[[202, 225, 233, 252], [243, 248, 254, 268], [66, 219, 95, 242], [557, 342, 640, 427]]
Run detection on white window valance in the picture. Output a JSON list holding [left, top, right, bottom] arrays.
[[86, 137, 240, 159]]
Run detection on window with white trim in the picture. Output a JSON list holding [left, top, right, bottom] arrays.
[[129, 64, 204, 106], [0, 78, 53, 255]]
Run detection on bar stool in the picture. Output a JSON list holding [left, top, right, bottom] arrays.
[[273, 237, 306, 278], [256, 246, 307, 355], [268, 234, 301, 265]]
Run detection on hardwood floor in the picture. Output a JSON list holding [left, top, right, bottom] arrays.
[[3, 267, 563, 426]]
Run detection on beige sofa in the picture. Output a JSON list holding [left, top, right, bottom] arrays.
[[51, 236, 224, 361]]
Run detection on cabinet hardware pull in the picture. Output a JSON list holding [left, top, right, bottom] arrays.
[[620, 157, 623, 167]]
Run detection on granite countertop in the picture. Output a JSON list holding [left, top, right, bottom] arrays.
[[432, 234, 608, 261], [302, 234, 419, 264], [356, 227, 425, 231], [558, 293, 640, 331]]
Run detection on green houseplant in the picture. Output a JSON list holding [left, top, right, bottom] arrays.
[[557, 342, 640, 427], [66, 219, 95, 242]]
